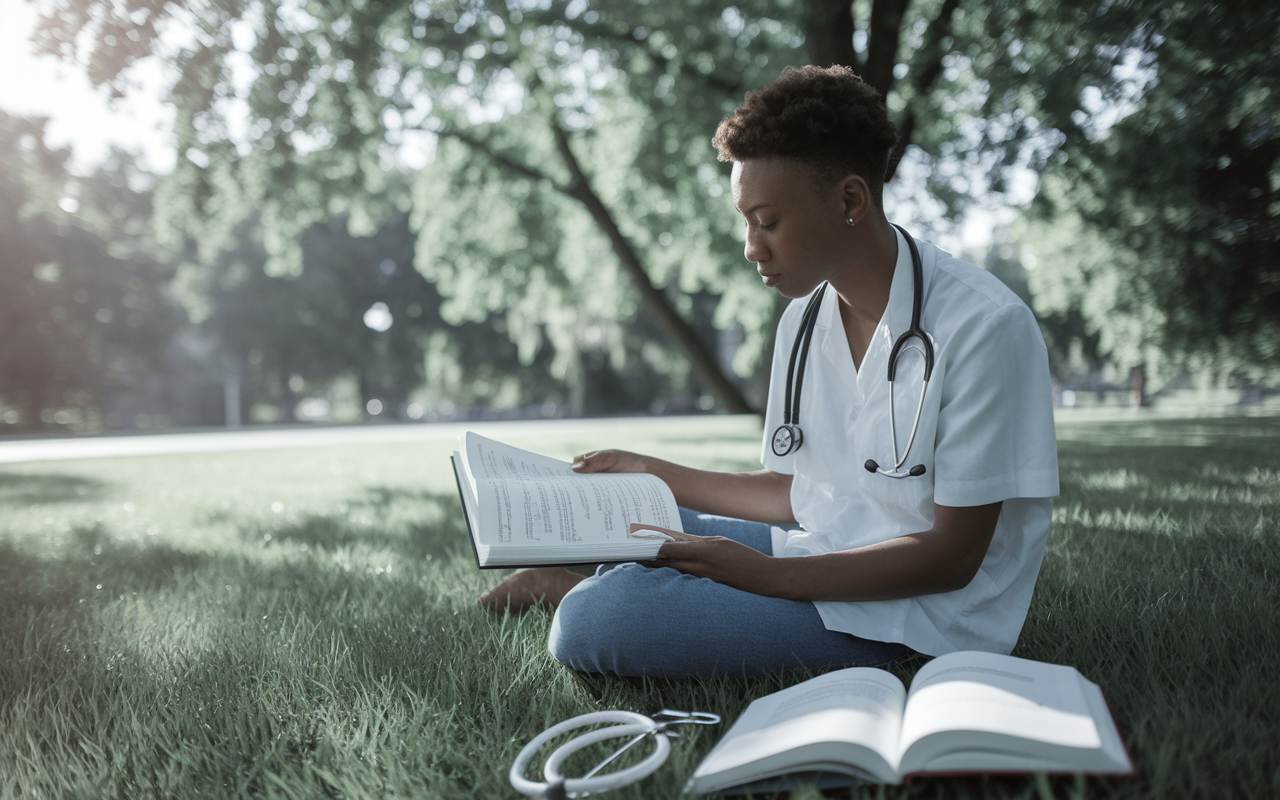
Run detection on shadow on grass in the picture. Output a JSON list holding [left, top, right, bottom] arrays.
[[242, 486, 472, 564], [1056, 421, 1279, 528], [0, 497, 473, 676], [1056, 415, 1280, 450], [0, 528, 210, 611], [0, 471, 111, 505], [0, 539, 488, 797], [0, 483, 475, 623], [0, 531, 224, 681]]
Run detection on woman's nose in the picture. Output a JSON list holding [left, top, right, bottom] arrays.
[[744, 231, 768, 263]]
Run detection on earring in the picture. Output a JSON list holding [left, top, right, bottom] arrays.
[[845, 217, 856, 227]]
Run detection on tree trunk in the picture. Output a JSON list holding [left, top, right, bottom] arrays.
[[800, 0, 964, 183], [804, 0, 857, 68], [863, 0, 911, 95], [885, 0, 962, 181]]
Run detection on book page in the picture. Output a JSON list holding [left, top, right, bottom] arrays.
[[915, 670, 1131, 776], [461, 432, 681, 546], [899, 652, 1101, 767], [460, 431, 573, 483], [691, 667, 907, 787]]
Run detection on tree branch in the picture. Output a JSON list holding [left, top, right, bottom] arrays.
[[524, 11, 747, 97], [886, 0, 962, 181], [438, 125, 566, 190], [547, 119, 757, 415], [441, 69, 757, 414]]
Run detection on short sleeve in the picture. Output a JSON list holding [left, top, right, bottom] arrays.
[[932, 303, 1059, 507]]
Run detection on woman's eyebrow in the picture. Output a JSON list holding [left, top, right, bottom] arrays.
[[737, 202, 774, 215]]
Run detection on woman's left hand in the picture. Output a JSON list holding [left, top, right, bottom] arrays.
[[630, 523, 780, 597]]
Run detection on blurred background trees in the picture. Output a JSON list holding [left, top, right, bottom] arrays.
[[1024, 0, 1280, 400], [2, 0, 1275, 433], [0, 114, 182, 432]]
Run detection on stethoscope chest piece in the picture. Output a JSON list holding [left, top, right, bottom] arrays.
[[771, 424, 802, 457]]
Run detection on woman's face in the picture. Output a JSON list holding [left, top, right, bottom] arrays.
[[731, 158, 856, 300]]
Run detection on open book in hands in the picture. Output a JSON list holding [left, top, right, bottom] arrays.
[[452, 432, 682, 568], [687, 651, 1135, 792]]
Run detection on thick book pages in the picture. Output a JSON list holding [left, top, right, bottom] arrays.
[[687, 651, 1134, 793], [453, 432, 682, 568]]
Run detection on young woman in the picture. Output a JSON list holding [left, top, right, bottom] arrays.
[[479, 65, 1059, 678]]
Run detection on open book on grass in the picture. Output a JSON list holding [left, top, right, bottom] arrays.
[[687, 651, 1134, 792], [451, 432, 682, 568]]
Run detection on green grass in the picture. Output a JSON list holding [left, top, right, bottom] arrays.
[[1, 415, 1277, 799]]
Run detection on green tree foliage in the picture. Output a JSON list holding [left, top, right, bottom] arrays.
[[800, 0, 1160, 218], [38, 0, 1251, 410], [0, 113, 178, 433], [36, 0, 817, 412], [1021, 0, 1279, 385]]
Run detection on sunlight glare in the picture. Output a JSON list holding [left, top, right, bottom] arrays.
[[0, 1, 175, 173]]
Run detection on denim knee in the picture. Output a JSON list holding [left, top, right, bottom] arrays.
[[547, 565, 663, 675]]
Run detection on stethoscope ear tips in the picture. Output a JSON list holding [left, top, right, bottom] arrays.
[[865, 460, 927, 477]]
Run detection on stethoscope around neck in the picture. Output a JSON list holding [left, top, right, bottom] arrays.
[[771, 223, 936, 479]]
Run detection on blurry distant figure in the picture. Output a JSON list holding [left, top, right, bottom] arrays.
[[1129, 365, 1146, 409]]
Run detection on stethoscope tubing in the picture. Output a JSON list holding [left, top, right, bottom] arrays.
[[509, 711, 669, 797], [782, 281, 826, 428], [883, 340, 931, 476], [773, 223, 935, 477], [509, 709, 720, 797]]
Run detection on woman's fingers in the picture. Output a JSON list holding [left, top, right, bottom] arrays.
[[647, 537, 777, 596], [629, 522, 696, 541], [638, 538, 704, 568], [655, 537, 723, 560], [571, 450, 608, 471], [571, 449, 645, 473]]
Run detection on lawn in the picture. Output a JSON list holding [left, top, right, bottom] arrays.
[[1, 414, 1277, 799]]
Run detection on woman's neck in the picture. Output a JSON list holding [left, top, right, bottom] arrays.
[[829, 213, 898, 331]]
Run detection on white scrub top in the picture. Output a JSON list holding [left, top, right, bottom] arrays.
[[760, 226, 1059, 657]]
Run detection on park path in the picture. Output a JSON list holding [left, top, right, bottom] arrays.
[[0, 416, 744, 464]]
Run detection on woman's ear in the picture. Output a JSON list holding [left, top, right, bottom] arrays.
[[840, 174, 871, 224]]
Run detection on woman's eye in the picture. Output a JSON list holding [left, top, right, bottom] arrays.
[[760, 220, 777, 230]]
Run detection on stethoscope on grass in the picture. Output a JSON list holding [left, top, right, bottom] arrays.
[[771, 223, 935, 479], [510, 709, 720, 798]]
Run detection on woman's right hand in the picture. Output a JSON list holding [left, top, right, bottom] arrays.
[[573, 450, 795, 525], [571, 449, 650, 474]]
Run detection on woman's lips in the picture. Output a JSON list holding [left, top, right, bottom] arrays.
[[760, 272, 780, 287]]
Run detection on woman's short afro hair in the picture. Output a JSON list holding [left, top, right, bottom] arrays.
[[713, 65, 898, 202]]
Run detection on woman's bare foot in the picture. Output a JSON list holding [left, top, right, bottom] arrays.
[[478, 568, 586, 614]]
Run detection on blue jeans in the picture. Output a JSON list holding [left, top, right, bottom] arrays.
[[547, 508, 914, 678]]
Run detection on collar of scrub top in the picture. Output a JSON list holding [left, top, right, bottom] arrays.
[[772, 223, 936, 474]]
